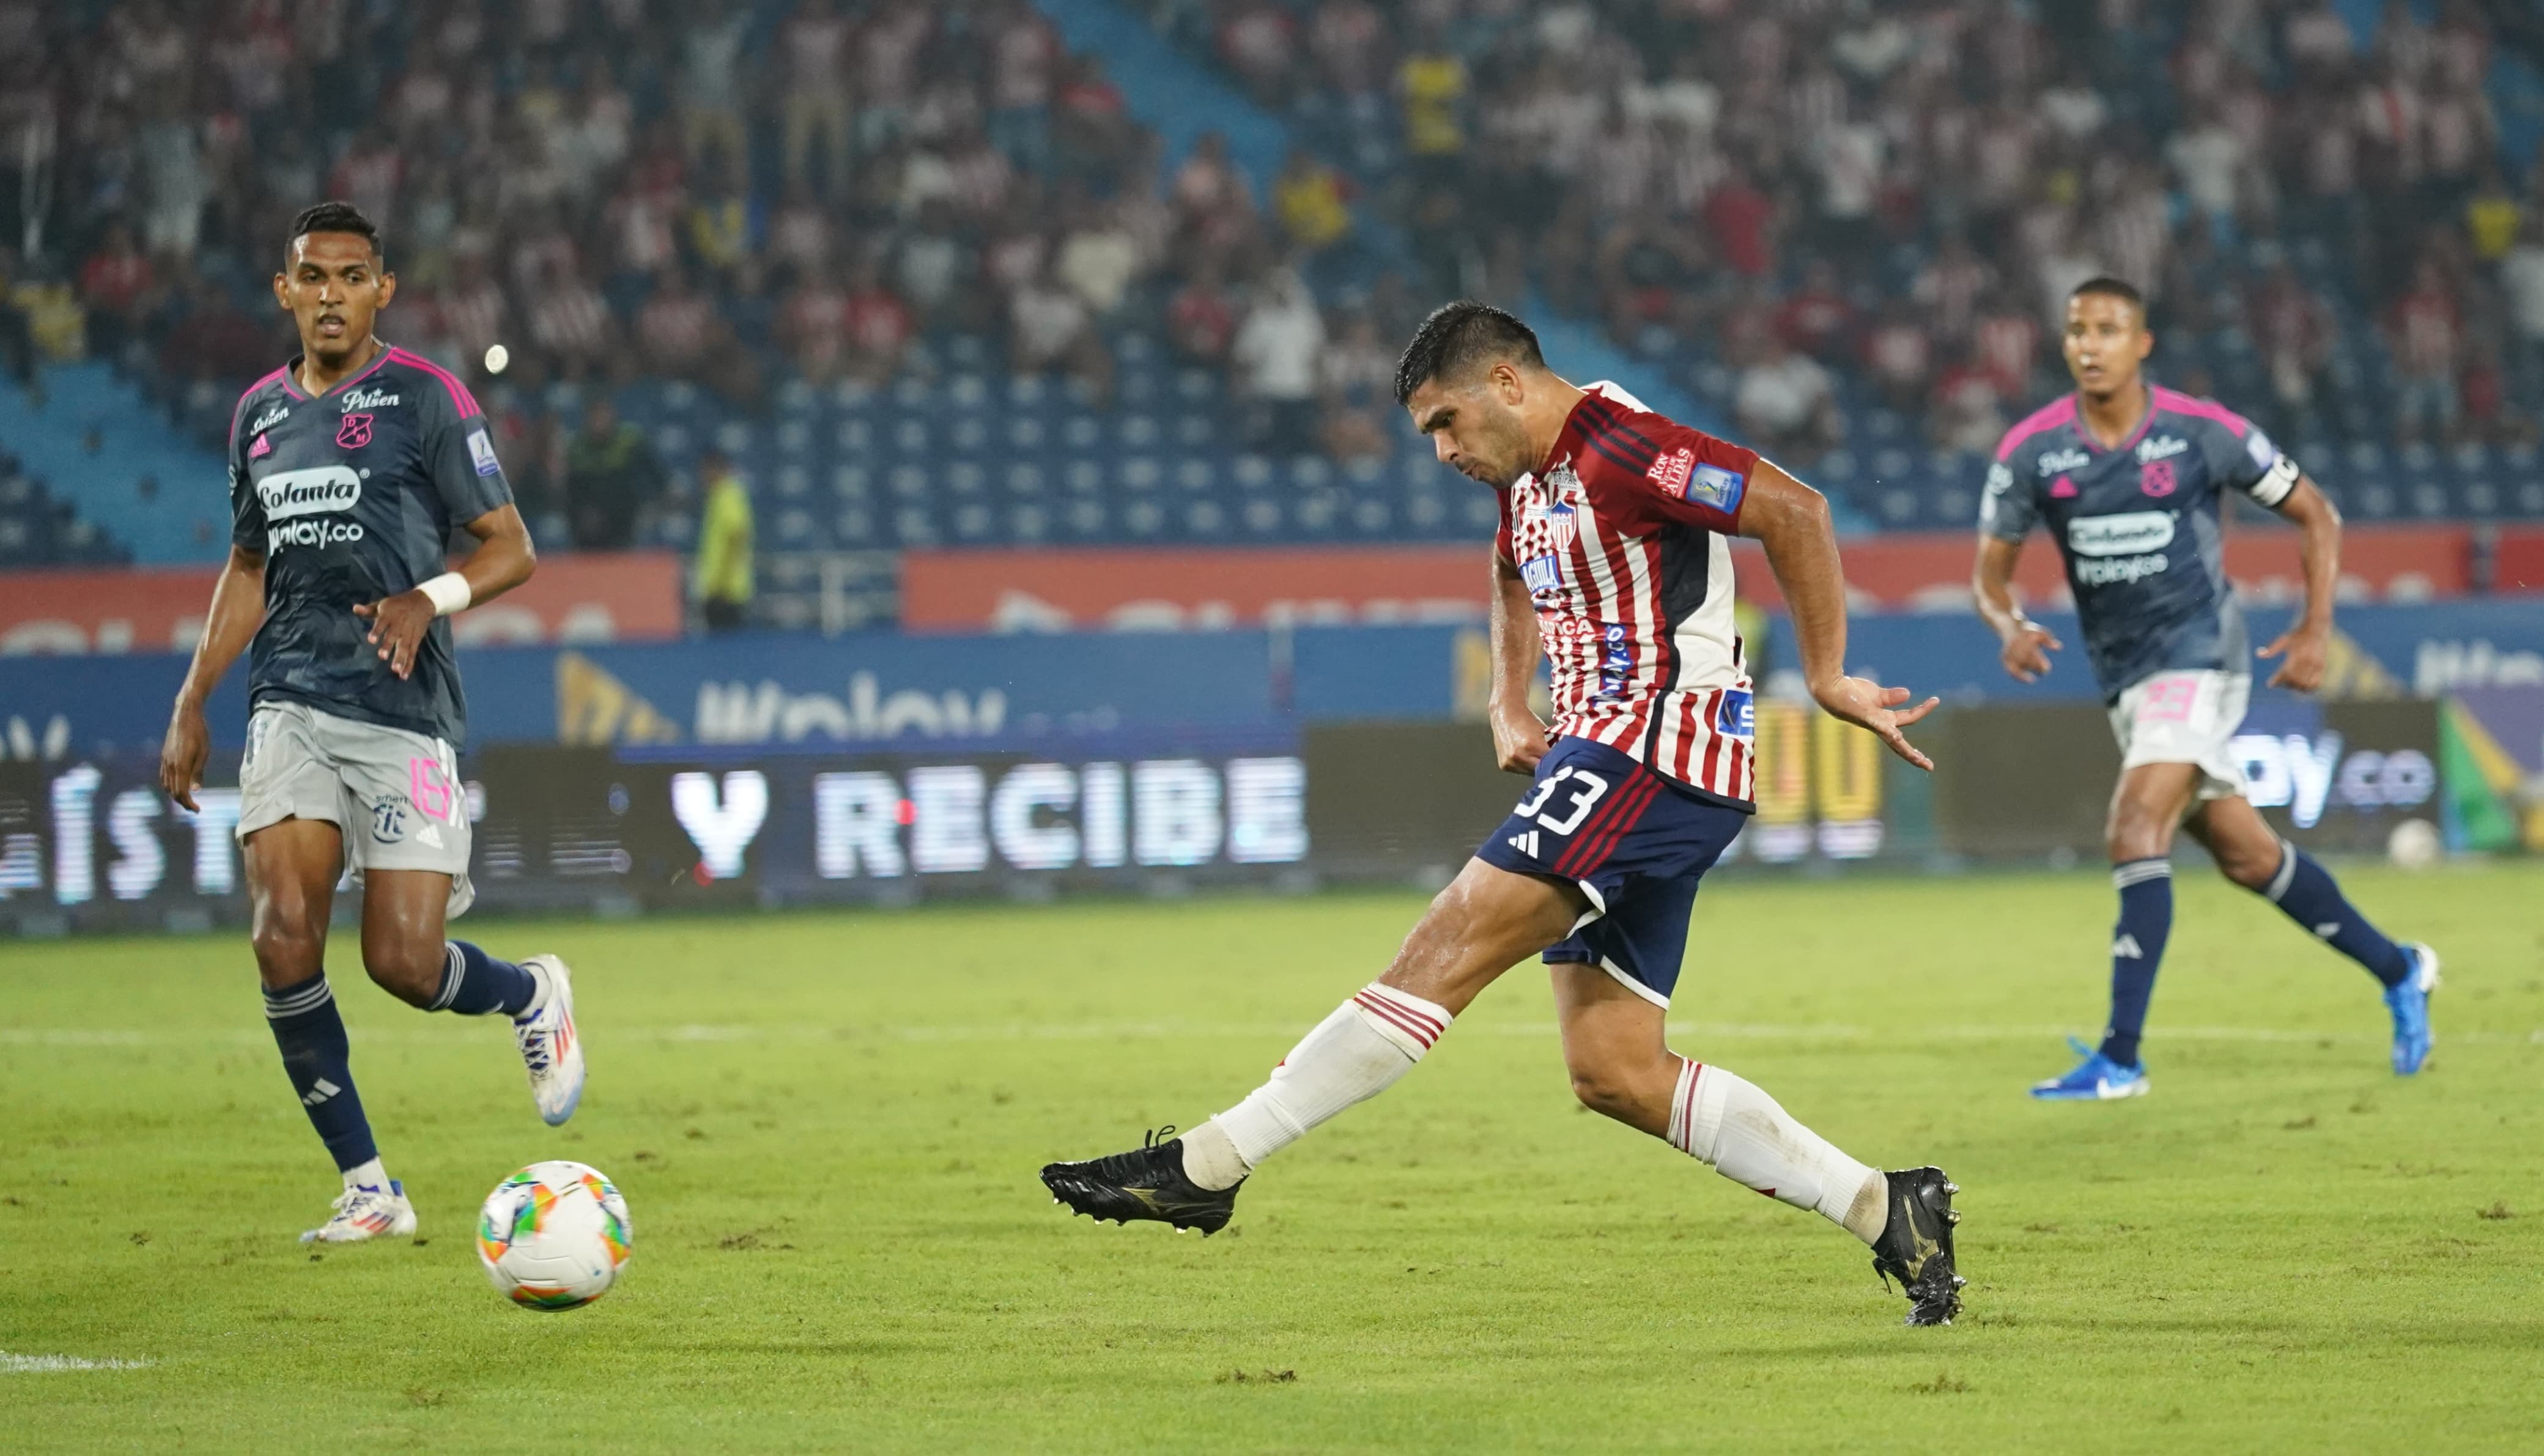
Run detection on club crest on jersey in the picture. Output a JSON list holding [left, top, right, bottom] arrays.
[[336, 413, 374, 449], [2139, 459, 2176, 497], [1537, 498, 1578, 553]]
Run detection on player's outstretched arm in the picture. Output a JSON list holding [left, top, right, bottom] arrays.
[[1972, 534, 2060, 682], [1738, 461, 1939, 770], [161, 545, 268, 812], [2257, 476, 2339, 692], [1485, 549, 1548, 774], [352, 503, 537, 680]]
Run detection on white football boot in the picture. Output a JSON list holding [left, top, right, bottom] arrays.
[[513, 955, 585, 1126], [300, 1179, 417, 1244]]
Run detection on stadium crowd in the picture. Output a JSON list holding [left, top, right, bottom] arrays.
[[0, 0, 2538, 555], [1158, 0, 2543, 460]]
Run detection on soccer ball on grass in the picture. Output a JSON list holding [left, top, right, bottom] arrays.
[[477, 1160, 633, 1310]]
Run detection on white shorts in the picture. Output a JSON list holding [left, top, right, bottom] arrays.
[[237, 700, 475, 917], [2107, 670, 2250, 802]]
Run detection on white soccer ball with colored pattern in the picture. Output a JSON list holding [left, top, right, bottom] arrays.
[[476, 1160, 633, 1311]]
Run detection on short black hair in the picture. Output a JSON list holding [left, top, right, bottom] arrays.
[[2068, 275, 2145, 320], [1394, 300, 1545, 406], [287, 200, 385, 266]]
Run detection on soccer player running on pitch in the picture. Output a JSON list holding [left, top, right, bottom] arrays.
[[158, 202, 586, 1244], [1043, 303, 1969, 1325], [1974, 276, 2438, 1101]]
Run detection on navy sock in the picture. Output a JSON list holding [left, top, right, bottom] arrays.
[[429, 941, 539, 1018], [2260, 841, 2412, 988], [264, 974, 379, 1174], [2099, 859, 2173, 1069]]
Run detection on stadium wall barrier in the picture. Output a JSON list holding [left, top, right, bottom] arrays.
[[0, 552, 687, 656], [0, 697, 2468, 935], [899, 527, 2483, 629], [1, 601, 2538, 764]]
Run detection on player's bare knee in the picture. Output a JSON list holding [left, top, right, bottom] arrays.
[[363, 940, 443, 1007], [249, 917, 324, 985], [2214, 842, 2281, 890]]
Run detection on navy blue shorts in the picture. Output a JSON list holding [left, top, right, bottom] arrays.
[[1473, 736, 1749, 1007]]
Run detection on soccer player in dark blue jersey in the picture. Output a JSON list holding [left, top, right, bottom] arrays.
[[1973, 277, 2436, 1100], [158, 202, 588, 1242]]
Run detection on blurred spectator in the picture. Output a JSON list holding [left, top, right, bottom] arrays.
[[1318, 312, 1396, 464], [2250, 262, 2336, 432], [1232, 267, 1325, 450], [1010, 262, 1114, 405], [1775, 261, 1855, 365], [778, 264, 851, 385], [563, 397, 666, 552], [1931, 355, 2009, 455], [1167, 260, 1240, 366], [76, 223, 155, 363], [1273, 149, 1352, 255], [637, 271, 720, 383], [1734, 337, 1838, 463], [2501, 216, 2544, 406], [1055, 201, 1141, 320], [780, 0, 855, 196], [1863, 301, 1934, 413], [988, 0, 1062, 175], [841, 257, 915, 388], [527, 264, 616, 382], [2388, 259, 2465, 445], [158, 277, 271, 390], [678, 0, 753, 168], [693, 448, 753, 635]]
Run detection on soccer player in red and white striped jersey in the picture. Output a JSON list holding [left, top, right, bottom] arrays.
[[1045, 303, 1970, 1325]]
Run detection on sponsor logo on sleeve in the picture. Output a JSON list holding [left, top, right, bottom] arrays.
[[467, 428, 501, 478], [2246, 428, 2277, 471], [1715, 687, 1756, 739], [1985, 461, 2014, 494], [1651, 447, 1743, 511]]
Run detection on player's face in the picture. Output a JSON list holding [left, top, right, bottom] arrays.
[[2061, 293, 2150, 399], [1407, 368, 1531, 490], [273, 232, 394, 364]]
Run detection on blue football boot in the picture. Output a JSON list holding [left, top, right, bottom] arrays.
[[2384, 944, 2440, 1076], [2030, 1037, 2150, 1101]]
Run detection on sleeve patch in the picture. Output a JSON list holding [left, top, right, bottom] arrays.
[[1649, 446, 1743, 512], [467, 428, 501, 478], [2246, 429, 2277, 471]]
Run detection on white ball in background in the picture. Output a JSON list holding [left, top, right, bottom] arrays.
[[2387, 818, 2441, 870], [484, 343, 510, 375]]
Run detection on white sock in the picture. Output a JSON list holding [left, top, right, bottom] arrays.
[[342, 1157, 388, 1192], [1668, 1059, 1887, 1245], [1185, 983, 1452, 1190]]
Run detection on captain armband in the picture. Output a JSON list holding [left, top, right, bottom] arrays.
[[2246, 453, 2301, 509]]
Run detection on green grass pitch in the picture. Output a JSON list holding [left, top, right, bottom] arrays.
[[4, 865, 2542, 1451]]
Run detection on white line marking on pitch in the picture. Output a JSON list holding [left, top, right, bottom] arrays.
[[4, 1022, 2540, 1047], [1, 1352, 151, 1373]]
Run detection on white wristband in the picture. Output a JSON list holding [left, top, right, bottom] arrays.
[[417, 572, 473, 616]]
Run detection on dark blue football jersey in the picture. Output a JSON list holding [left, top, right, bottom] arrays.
[[1978, 385, 2301, 703], [227, 346, 514, 746]]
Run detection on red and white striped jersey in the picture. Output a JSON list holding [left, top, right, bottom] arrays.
[[1495, 383, 1759, 808]]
